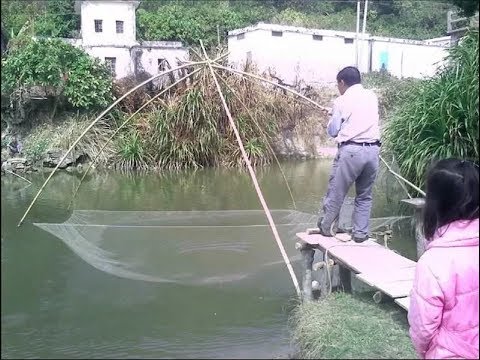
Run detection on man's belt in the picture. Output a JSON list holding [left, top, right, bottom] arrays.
[[339, 140, 381, 147]]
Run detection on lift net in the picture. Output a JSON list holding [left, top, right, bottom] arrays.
[[35, 209, 408, 286]]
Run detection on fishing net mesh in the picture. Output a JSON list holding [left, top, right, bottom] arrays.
[[35, 201, 408, 286]]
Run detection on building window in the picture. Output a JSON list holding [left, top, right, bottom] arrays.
[[344, 38, 354, 44], [116, 21, 124, 34], [237, 33, 245, 40], [94, 19, 103, 33], [158, 58, 167, 72], [312, 34, 323, 41], [105, 57, 116, 75], [271, 31, 283, 37]]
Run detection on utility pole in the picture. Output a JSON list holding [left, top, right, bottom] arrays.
[[355, 0, 360, 67], [362, 0, 369, 35]]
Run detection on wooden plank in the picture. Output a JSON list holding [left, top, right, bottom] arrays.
[[356, 267, 416, 286], [373, 279, 413, 298], [296, 232, 415, 274], [356, 273, 413, 298], [297, 232, 379, 248], [296, 232, 416, 311], [395, 297, 410, 311]]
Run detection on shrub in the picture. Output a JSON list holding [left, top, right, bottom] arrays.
[[384, 31, 479, 189], [1, 38, 113, 113]]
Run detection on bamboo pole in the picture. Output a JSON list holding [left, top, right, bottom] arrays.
[[201, 41, 301, 297], [211, 62, 425, 198], [67, 68, 204, 209], [3, 168, 32, 184], [215, 75, 297, 209], [379, 155, 426, 196], [17, 61, 209, 227]]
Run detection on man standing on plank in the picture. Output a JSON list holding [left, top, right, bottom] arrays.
[[317, 66, 381, 243]]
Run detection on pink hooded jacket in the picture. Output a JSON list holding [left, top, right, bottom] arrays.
[[408, 218, 479, 359]]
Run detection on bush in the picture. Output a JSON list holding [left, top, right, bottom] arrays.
[[384, 31, 479, 189], [1, 38, 113, 111]]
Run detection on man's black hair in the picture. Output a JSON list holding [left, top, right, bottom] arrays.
[[336, 66, 361, 86]]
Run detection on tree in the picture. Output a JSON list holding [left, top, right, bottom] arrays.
[[1, 0, 79, 39]]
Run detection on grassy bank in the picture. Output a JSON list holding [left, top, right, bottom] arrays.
[[289, 292, 416, 359]]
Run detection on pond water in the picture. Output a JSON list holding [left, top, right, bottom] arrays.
[[1, 159, 416, 359]]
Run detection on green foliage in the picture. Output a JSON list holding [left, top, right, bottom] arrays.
[[136, 1, 275, 48], [366, 0, 451, 40], [1, 0, 79, 39], [118, 131, 150, 170], [451, 0, 479, 16], [23, 137, 48, 162], [1, 38, 113, 109], [384, 31, 479, 189]]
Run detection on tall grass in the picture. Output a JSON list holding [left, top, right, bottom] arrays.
[[114, 64, 324, 171], [22, 114, 116, 164], [384, 31, 479, 189]]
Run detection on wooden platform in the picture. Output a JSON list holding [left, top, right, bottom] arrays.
[[296, 232, 415, 311]]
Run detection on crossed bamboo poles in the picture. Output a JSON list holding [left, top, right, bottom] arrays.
[[16, 45, 425, 298]]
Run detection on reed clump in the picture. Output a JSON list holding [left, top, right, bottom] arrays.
[[114, 63, 327, 171]]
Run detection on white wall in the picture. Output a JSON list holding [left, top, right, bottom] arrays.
[[137, 44, 189, 75], [64, 1, 189, 80], [81, 0, 138, 47], [83, 46, 133, 79], [228, 24, 450, 84], [229, 26, 363, 85], [369, 38, 448, 78]]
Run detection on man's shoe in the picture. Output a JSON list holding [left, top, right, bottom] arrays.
[[352, 235, 368, 243], [318, 226, 333, 237], [316, 217, 333, 237]]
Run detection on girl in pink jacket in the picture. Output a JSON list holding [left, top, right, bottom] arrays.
[[408, 159, 479, 359]]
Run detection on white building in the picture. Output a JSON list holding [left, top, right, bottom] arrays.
[[67, 0, 189, 80], [228, 23, 451, 85]]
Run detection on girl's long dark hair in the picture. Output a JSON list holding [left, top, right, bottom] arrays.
[[423, 158, 479, 240]]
